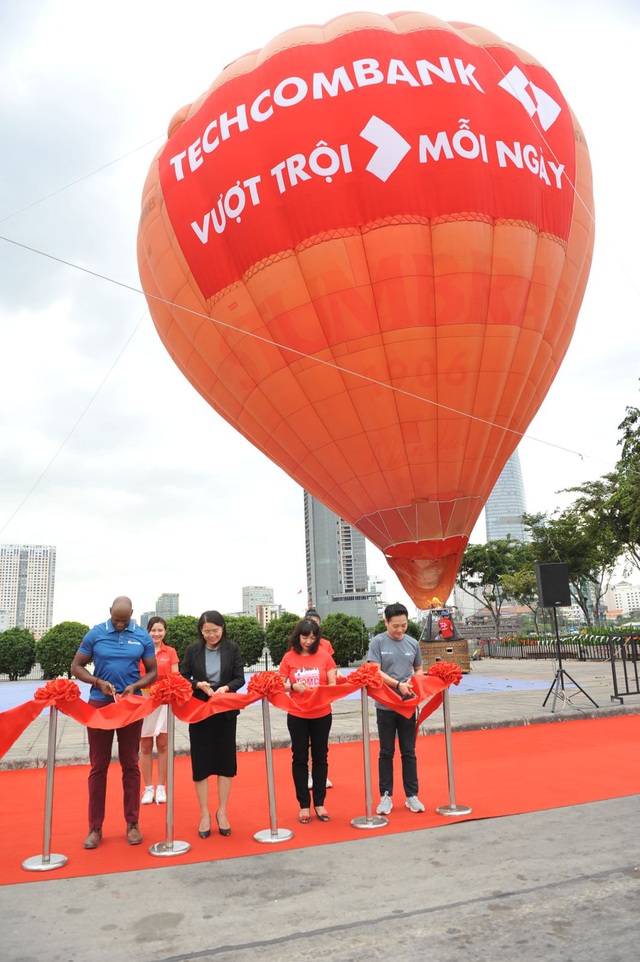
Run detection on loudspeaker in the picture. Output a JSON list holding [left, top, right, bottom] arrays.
[[535, 563, 571, 608]]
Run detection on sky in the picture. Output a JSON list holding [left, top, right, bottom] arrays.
[[1, 0, 639, 628]]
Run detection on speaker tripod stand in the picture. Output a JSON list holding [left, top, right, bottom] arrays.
[[542, 607, 598, 713]]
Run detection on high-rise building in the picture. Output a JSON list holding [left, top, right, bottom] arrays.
[[155, 593, 179, 620], [140, 611, 155, 630], [304, 492, 379, 627], [485, 450, 530, 543], [0, 544, 56, 636], [255, 603, 284, 629], [243, 586, 274, 618]]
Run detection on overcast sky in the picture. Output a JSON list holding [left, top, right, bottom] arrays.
[[1, 0, 638, 628]]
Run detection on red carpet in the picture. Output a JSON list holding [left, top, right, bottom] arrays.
[[1, 715, 638, 886]]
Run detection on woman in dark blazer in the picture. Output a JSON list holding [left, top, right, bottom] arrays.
[[180, 610, 245, 838]]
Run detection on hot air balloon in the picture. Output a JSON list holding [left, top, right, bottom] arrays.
[[137, 11, 594, 607]]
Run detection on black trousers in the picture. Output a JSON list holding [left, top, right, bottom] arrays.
[[286, 712, 332, 808], [376, 707, 418, 798]]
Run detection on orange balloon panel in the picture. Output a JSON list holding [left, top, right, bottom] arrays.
[[138, 12, 594, 606]]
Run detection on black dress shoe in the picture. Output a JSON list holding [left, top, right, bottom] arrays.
[[198, 814, 211, 838], [215, 811, 231, 836]]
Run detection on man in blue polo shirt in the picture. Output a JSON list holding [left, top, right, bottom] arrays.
[[71, 596, 156, 849]]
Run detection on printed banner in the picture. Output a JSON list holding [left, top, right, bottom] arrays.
[[160, 27, 575, 297]]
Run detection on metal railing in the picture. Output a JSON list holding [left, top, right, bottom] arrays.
[[478, 639, 613, 661], [609, 635, 640, 703], [476, 635, 640, 661]]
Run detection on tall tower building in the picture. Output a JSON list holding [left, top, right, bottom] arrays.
[[485, 450, 530, 543], [243, 586, 274, 618], [155, 593, 179, 620], [304, 492, 379, 627], [0, 544, 56, 636]]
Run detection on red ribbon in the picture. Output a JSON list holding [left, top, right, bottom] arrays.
[[149, 674, 194, 708], [415, 662, 463, 729], [427, 661, 463, 687], [348, 663, 384, 690], [0, 664, 460, 758], [33, 679, 81, 703], [247, 672, 285, 698]]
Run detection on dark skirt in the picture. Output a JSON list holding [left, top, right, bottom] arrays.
[[188, 711, 238, 781]]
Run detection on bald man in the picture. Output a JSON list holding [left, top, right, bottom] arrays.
[[71, 596, 156, 849]]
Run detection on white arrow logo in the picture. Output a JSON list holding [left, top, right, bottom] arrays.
[[498, 66, 562, 131], [360, 116, 411, 182]]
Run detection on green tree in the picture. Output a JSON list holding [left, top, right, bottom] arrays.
[[165, 614, 199, 663], [562, 393, 640, 576], [457, 539, 532, 641], [320, 613, 368, 666], [524, 507, 620, 626], [614, 400, 640, 570], [499, 557, 541, 631], [265, 612, 300, 667], [225, 615, 265, 666], [36, 621, 89, 679], [0, 627, 37, 680]]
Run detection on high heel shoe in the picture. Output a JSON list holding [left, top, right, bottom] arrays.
[[215, 811, 231, 836], [198, 814, 211, 838], [314, 808, 331, 822]]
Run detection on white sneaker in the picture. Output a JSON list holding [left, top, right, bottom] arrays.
[[141, 786, 155, 805], [326, 778, 333, 789], [308, 772, 313, 789], [376, 792, 393, 815], [405, 795, 425, 813], [155, 785, 167, 805]]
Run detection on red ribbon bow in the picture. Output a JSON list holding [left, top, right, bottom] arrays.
[[149, 674, 194, 708], [34, 678, 81, 703], [349, 663, 384, 690], [427, 661, 463, 686], [247, 671, 285, 697]]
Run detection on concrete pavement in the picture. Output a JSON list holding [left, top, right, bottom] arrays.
[[2, 797, 639, 961], [1, 658, 639, 962]]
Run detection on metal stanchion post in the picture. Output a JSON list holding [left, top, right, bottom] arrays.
[[254, 696, 294, 843], [150, 705, 191, 856], [351, 687, 387, 829], [22, 705, 68, 872], [436, 688, 472, 817]]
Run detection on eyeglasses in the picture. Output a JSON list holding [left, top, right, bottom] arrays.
[[201, 626, 222, 635]]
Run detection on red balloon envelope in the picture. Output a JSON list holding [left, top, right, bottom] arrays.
[[137, 12, 594, 606]]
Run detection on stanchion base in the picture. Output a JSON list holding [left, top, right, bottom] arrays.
[[22, 853, 68, 872], [351, 815, 388, 830], [253, 828, 294, 844], [148, 840, 191, 857], [436, 804, 472, 817]]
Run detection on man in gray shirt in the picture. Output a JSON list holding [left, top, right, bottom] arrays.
[[366, 602, 425, 815]]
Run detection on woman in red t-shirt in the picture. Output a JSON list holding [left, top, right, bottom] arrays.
[[279, 618, 336, 823], [139, 616, 179, 805]]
